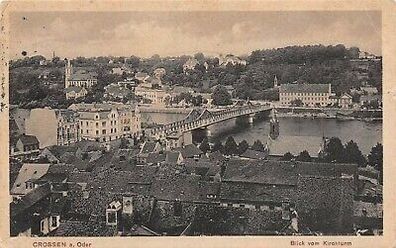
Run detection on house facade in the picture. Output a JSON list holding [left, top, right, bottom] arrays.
[[279, 83, 332, 107]]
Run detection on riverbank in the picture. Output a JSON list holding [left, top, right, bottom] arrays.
[[276, 107, 382, 121]]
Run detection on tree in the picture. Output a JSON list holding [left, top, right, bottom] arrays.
[[290, 99, 304, 107], [212, 140, 224, 153], [344, 140, 366, 167], [251, 140, 265, 152], [282, 152, 294, 161], [194, 52, 205, 62], [368, 143, 383, 170], [323, 137, 346, 163], [223, 136, 239, 155], [212, 85, 232, 106], [238, 140, 249, 155], [296, 150, 312, 162], [199, 138, 211, 154]]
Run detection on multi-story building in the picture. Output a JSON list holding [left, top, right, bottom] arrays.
[[25, 108, 80, 148], [279, 83, 332, 107], [64, 59, 97, 99], [69, 103, 141, 142], [135, 86, 170, 106]]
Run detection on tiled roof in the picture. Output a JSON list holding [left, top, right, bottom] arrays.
[[165, 151, 181, 164], [88, 167, 157, 195], [46, 145, 79, 159], [146, 152, 166, 164], [219, 181, 295, 204], [69, 70, 97, 81], [266, 135, 324, 157], [183, 158, 221, 177], [279, 83, 330, 94], [240, 149, 268, 160], [353, 201, 383, 218], [18, 135, 39, 146], [222, 159, 357, 186], [65, 86, 85, 93], [150, 174, 202, 202], [175, 144, 203, 158], [51, 220, 117, 237], [140, 141, 158, 154], [10, 184, 51, 217], [11, 163, 51, 195]]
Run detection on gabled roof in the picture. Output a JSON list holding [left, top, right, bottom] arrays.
[[146, 152, 166, 164], [240, 149, 268, 160], [18, 135, 39, 146], [150, 174, 209, 202], [165, 151, 181, 164], [222, 159, 357, 186], [176, 144, 203, 158], [183, 158, 220, 177], [140, 141, 158, 154], [69, 70, 97, 81], [10, 184, 51, 217], [11, 163, 51, 195]]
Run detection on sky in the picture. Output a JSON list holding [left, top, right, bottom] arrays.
[[9, 11, 381, 59]]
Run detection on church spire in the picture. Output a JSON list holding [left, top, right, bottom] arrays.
[[273, 75, 279, 88]]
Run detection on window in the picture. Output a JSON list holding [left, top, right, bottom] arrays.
[[173, 200, 182, 217], [102, 121, 106, 127], [40, 220, 45, 232], [107, 211, 117, 224], [96, 130, 99, 135], [102, 130, 106, 134], [51, 216, 58, 227], [96, 122, 99, 128]]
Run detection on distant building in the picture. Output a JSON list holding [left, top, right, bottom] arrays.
[[64, 59, 97, 99], [183, 58, 199, 72], [154, 68, 166, 79], [218, 54, 247, 67], [104, 84, 131, 100], [65, 86, 88, 100], [361, 87, 378, 95], [135, 72, 150, 82], [339, 93, 353, 109], [10, 163, 51, 198], [279, 83, 332, 107], [135, 86, 170, 106]]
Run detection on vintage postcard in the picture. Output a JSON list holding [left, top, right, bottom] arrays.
[[0, 0, 395, 247]]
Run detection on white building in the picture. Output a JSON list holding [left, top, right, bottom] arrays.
[[70, 103, 141, 142], [279, 83, 332, 107], [218, 54, 247, 66], [135, 86, 170, 106], [65, 86, 88, 100]]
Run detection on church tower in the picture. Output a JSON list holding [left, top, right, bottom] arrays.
[[273, 75, 279, 88], [269, 108, 279, 140], [65, 59, 73, 88]]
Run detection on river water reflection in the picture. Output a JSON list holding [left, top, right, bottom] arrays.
[[141, 112, 382, 155]]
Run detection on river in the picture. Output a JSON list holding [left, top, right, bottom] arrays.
[[140, 112, 382, 155]]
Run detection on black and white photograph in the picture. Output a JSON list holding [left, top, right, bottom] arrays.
[[6, 6, 385, 240]]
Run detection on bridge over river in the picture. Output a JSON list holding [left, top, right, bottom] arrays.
[[148, 103, 273, 140]]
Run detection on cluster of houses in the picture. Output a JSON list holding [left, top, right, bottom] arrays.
[[9, 139, 382, 236], [9, 103, 142, 158], [9, 110, 382, 236]]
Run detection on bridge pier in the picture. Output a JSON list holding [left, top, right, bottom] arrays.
[[248, 113, 255, 124]]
